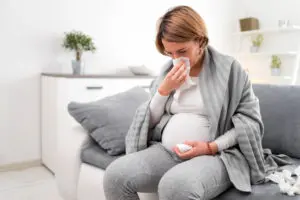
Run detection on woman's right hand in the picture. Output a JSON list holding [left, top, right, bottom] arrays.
[[158, 61, 187, 96]]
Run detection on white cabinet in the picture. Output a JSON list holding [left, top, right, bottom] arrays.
[[41, 74, 153, 174]]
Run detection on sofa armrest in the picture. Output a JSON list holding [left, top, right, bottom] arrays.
[[55, 124, 91, 200]]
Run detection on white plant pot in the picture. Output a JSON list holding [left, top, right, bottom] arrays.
[[250, 46, 259, 53], [271, 68, 281, 76], [72, 60, 84, 75]]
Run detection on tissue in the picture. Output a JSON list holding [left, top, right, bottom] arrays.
[[172, 57, 196, 101], [267, 167, 300, 196]]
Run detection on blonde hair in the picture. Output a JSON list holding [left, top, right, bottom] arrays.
[[155, 5, 209, 55]]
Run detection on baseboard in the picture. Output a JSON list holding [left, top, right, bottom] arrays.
[[0, 159, 41, 172]]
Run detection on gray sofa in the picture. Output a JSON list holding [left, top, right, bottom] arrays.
[[81, 84, 300, 200]]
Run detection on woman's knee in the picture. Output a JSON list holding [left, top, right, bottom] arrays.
[[103, 156, 134, 190], [158, 171, 205, 200]]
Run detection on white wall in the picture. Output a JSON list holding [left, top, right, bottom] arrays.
[[0, 0, 239, 166], [236, 0, 300, 84]]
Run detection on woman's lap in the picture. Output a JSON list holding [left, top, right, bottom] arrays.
[[158, 155, 232, 200], [104, 143, 178, 193], [104, 144, 232, 199]]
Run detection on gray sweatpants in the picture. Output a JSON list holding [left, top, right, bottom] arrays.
[[103, 143, 232, 200]]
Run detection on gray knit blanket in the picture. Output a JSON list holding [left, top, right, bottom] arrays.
[[125, 46, 293, 192]]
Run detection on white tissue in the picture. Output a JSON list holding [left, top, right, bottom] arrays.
[[279, 179, 292, 194], [283, 170, 296, 185], [172, 57, 196, 101], [289, 175, 300, 195], [268, 166, 300, 196], [266, 172, 282, 184], [176, 144, 192, 153], [295, 166, 300, 176]]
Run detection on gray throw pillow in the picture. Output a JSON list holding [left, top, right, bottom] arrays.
[[68, 86, 149, 156]]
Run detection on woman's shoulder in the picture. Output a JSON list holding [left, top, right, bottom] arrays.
[[208, 46, 248, 85], [208, 46, 236, 66]]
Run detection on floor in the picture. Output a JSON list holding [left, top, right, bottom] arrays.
[[0, 166, 63, 200]]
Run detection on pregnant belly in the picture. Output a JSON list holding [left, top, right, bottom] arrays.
[[161, 113, 211, 151]]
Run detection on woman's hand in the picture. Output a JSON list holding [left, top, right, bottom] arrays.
[[158, 61, 187, 96], [173, 141, 218, 160]]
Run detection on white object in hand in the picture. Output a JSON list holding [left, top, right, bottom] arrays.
[[176, 144, 192, 153], [172, 57, 196, 101], [172, 57, 193, 84]]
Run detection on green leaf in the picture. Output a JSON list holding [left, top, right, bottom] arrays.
[[62, 30, 97, 53]]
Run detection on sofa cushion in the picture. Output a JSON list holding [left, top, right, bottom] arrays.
[[81, 137, 123, 170], [68, 86, 149, 156], [252, 84, 300, 159], [216, 158, 300, 200]]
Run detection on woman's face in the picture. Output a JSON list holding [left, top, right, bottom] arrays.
[[162, 39, 202, 68]]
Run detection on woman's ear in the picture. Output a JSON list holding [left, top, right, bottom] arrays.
[[197, 37, 208, 49], [193, 38, 202, 55], [194, 37, 203, 51]]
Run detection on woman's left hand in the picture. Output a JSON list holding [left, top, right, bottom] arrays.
[[173, 141, 211, 160]]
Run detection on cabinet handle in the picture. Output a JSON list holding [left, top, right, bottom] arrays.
[[86, 86, 104, 90]]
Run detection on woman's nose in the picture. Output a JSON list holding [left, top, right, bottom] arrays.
[[172, 53, 180, 59]]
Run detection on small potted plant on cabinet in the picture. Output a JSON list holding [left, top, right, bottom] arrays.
[[250, 34, 264, 53], [62, 31, 96, 75], [270, 55, 282, 76]]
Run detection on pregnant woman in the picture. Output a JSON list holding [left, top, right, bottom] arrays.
[[103, 5, 279, 200]]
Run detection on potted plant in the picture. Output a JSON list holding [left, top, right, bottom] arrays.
[[270, 55, 282, 76], [250, 34, 264, 53], [62, 31, 96, 75]]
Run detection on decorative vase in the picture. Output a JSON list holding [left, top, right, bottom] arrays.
[[271, 68, 281, 76], [72, 60, 84, 75], [72, 51, 84, 75], [250, 46, 259, 53], [278, 20, 290, 28]]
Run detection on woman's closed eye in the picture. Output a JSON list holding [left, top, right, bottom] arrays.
[[164, 49, 187, 57], [178, 50, 186, 54]]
